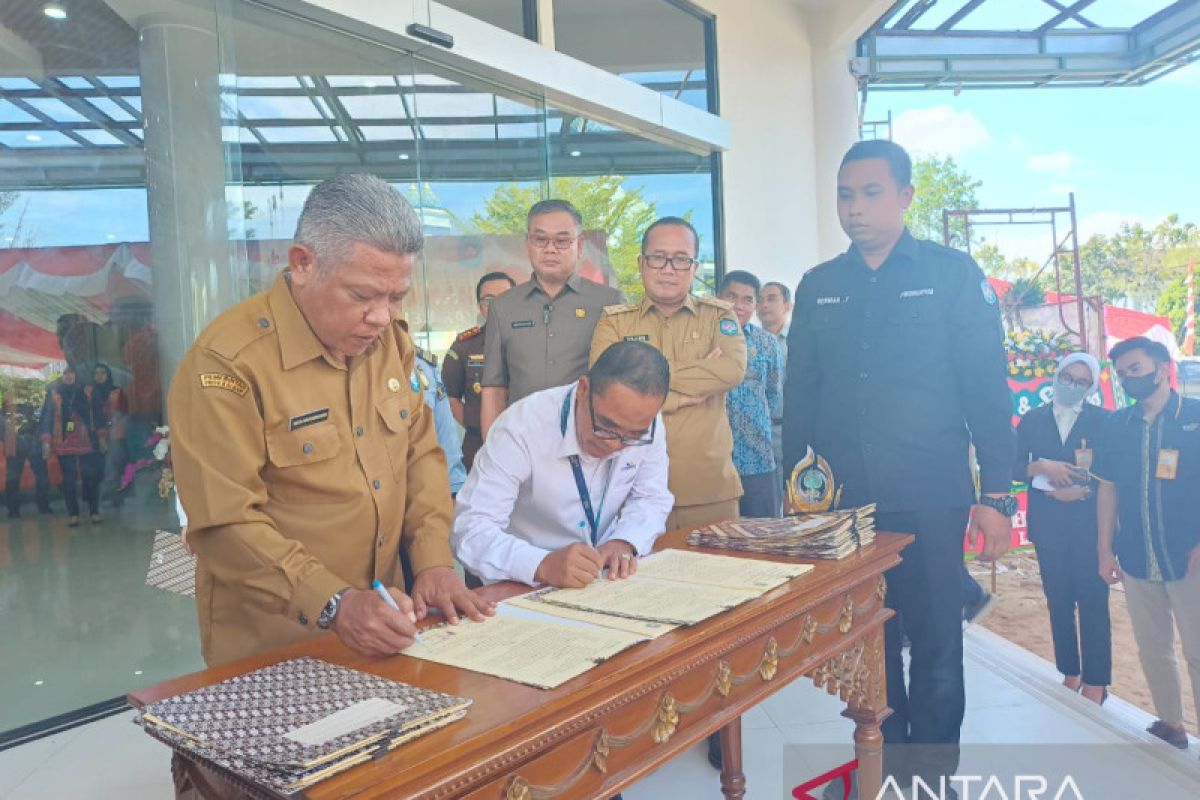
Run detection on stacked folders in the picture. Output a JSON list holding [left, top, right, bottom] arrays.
[[687, 505, 877, 560], [137, 657, 471, 795]]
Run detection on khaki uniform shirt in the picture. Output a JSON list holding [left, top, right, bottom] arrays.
[[482, 273, 623, 404], [168, 274, 455, 667], [590, 295, 747, 508]]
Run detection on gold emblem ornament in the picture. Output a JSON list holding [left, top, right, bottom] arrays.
[[387, 377, 401, 393], [575, 308, 586, 318], [716, 661, 733, 697], [199, 373, 248, 397], [472, 381, 482, 395], [786, 445, 842, 513], [650, 693, 679, 743], [759, 637, 780, 681]]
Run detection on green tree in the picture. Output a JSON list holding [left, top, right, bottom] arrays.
[[906, 156, 981, 247], [471, 176, 660, 298], [1157, 276, 1191, 344], [1078, 216, 1200, 312], [0, 190, 33, 247]]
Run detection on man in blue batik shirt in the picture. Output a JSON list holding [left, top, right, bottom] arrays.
[[719, 270, 783, 518]]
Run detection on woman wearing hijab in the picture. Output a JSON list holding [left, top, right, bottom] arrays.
[[1015, 352, 1112, 704], [91, 363, 129, 508], [40, 366, 106, 526]]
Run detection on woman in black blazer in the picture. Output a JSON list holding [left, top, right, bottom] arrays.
[[1015, 353, 1111, 704]]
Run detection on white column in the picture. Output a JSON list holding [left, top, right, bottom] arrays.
[[138, 14, 233, 385], [810, 44, 860, 262]]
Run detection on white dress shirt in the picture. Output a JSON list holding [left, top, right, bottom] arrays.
[[1052, 400, 1084, 444], [452, 383, 674, 585]]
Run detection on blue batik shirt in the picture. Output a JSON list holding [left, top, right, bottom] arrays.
[[414, 354, 468, 494], [726, 322, 783, 478]]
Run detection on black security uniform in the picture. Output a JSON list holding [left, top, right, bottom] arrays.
[[783, 229, 1014, 785], [441, 326, 486, 470]]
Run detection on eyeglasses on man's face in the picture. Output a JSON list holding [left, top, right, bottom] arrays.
[[641, 253, 697, 272], [588, 392, 655, 447], [527, 233, 578, 251]]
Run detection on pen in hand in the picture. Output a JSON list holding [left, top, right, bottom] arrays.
[[372, 580, 423, 645]]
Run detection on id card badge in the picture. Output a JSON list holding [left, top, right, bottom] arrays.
[[65, 421, 75, 433], [1075, 439, 1094, 470], [1156, 449, 1179, 480]]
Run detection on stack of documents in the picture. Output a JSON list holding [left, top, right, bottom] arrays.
[[137, 657, 471, 794], [686, 505, 877, 559]]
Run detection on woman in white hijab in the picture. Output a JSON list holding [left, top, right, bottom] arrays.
[[1015, 352, 1112, 704]]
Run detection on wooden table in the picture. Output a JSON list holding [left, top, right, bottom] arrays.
[[129, 531, 909, 800]]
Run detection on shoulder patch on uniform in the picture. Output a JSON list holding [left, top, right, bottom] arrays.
[[699, 295, 734, 310], [602, 303, 638, 315], [207, 312, 275, 360], [456, 326, 482, 342], [199, 373, 249, 396], [980, 280, 998, 306], [445, 348, 459, 360], [719, 318, 739, 336]]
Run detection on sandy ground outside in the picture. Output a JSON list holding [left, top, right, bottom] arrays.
[[971, 549, 1198, 734]]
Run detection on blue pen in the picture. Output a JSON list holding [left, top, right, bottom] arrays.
[[372, 580, 422, 644]]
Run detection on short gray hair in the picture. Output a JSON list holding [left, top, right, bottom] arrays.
[[294, 173, 424, 274]]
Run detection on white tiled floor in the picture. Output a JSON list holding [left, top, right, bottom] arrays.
[[3, 628, 1199, 799]]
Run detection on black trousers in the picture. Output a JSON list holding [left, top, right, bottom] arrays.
[[5, 438, 51, 514], [877, 507, 969, 786], [58, 452, 102, 517], [738, 469, 781, 518], [1033, 530, 1112, 685]]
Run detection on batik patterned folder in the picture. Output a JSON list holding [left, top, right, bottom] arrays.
[[138, 657, 471, 794]]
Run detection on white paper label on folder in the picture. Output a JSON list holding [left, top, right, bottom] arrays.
[[283, 698, 405, 747]]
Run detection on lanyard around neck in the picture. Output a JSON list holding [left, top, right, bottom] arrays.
[[560, 389, 613, 546]]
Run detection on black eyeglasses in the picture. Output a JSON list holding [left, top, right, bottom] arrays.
[[642, 253, 697, 272], [1056, 374, 1091, 390], [588, 392, 655, 446], [527, 233, 578, 251]]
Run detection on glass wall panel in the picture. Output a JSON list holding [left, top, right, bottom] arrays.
[[0, 0, 212, 735], [553, 0, 713, 112], [547, 107, 716, 299]]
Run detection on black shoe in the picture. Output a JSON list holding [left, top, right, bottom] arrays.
[[963, 590, 997, 625], [706, 732, 723, 771], [1147, 720, 1189, 749]]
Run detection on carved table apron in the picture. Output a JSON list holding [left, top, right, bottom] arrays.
[[129, 531, 910, 800]]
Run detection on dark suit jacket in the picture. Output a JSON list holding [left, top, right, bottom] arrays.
[[1014, 401, 1110, 543]]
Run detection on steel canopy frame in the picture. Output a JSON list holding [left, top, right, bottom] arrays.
[[856, 0, 1200, 90], [942, 194, 1095, 353]]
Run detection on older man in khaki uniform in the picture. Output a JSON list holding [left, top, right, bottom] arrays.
[[590, 217, 745, 533], [170, 174, 491, 671]]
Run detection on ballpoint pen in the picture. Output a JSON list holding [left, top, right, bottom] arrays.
[[372, 579, 423, 645]]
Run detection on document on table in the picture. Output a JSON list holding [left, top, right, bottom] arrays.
[[402, 615, 646, 689], [504, 589, 680, 638], [538, 576, 760, 625], [634, 549, 813, 591]]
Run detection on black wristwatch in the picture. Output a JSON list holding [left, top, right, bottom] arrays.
[[978, 494, 1018, 517], [317, 587, 349, 629]]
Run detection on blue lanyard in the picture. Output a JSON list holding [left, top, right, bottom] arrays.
[[560, 390, 610, 546]]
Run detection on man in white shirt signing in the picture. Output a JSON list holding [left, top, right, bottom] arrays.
[[452, 340, 673, 588]]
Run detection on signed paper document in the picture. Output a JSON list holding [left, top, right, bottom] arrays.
[[504, 589, 680, 638], [635, 549, 813, 591], [539, 576, 760, 625], [402, 615, 645, 689]]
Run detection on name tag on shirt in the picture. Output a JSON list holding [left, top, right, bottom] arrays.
[[1156, 449, 1179, 480], [512, 320, 534, 329], [1075, 448, 1093, 469]]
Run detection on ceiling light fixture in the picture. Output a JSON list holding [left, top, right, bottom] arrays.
[[398, 153, 410, 160], [569, 149, 582, 157], [43, 3, 68, 20], [25, 133, 43, 142]]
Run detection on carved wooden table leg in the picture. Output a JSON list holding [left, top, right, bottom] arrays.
[[838, 631, 890, 800], [718, 716, 745, 800]]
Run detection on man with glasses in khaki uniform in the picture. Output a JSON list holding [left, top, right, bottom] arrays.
[[590, 217, 746, 533], [479, 199, 624, 438]]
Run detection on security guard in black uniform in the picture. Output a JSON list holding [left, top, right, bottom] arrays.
[[783, 140, 1015, 796]]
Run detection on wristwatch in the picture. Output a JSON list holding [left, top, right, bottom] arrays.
[[978, 494, 1018, 517], [317, 587, 349, 629]]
